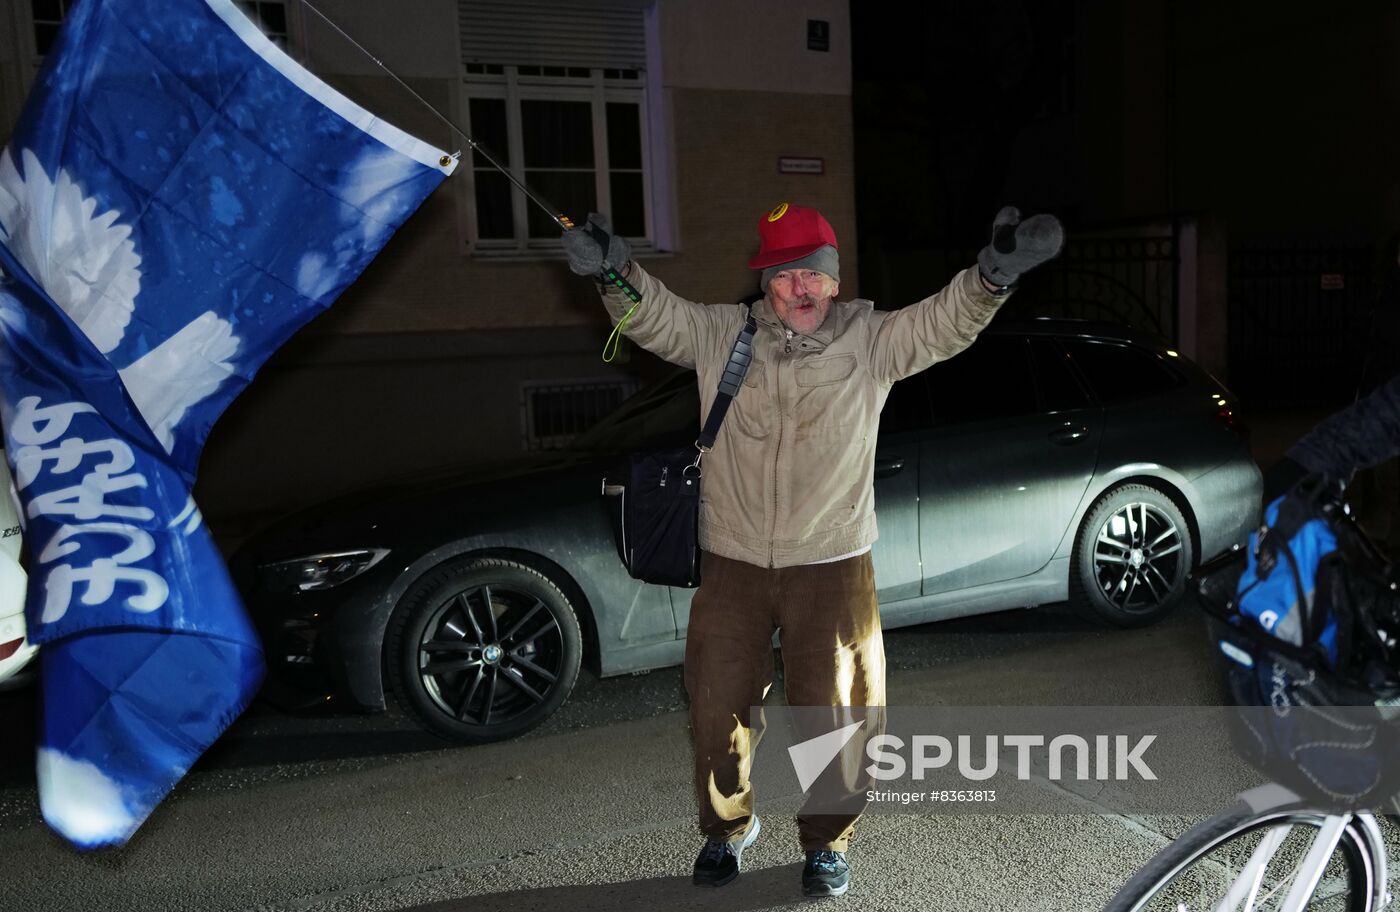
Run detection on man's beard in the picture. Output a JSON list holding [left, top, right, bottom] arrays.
[[783, 295, 829, 333], [785, 292, 829, 313]]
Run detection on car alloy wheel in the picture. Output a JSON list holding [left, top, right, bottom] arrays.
[[1072, 483, 1194, 627], [387, 557, 582, 743]]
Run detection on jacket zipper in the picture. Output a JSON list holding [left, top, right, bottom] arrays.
[[771, 329, 794, 567]]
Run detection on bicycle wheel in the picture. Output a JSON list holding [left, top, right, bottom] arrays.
[[1105, 803, 1378, 912]]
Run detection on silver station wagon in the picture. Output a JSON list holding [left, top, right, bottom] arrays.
[[234, 319, 1262, 743]]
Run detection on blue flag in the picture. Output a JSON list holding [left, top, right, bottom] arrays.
[[0, 0, 455, 847]]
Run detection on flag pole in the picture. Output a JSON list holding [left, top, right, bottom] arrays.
[[294, 0, 578, 231]]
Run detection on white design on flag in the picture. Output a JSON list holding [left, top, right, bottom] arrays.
[[341, 146, 429, 246], [170, 496, 203, 535], [37, 747, 138, 846], [118, 311, 239, 452], [295, 252, 334, 300], [788, 720, 866, 792], [39, 522, 168, 623], [0, 287, 27, 343], [0, 148, 240, 453], [8, 394, 170, 624], [0, 148, 140, 353], [294, 146, 429, 301]]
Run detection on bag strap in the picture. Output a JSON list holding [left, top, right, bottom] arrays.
[[696, 308, 758, 453], [1254, 474, 1337, 580]]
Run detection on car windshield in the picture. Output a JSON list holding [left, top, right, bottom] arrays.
[[568, 369, 700, 454]]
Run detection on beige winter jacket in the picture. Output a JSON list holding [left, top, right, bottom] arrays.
[[601, 263, 1010, 569]]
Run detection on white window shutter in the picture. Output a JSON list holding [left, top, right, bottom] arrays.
[[459, 1, 648, 71]]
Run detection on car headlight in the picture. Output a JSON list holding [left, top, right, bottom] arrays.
[[258, 549, 390, 593]]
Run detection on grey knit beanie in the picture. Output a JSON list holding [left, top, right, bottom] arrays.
[[760, 244, 840, 291]]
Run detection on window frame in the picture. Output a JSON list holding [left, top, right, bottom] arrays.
[[26, 0, 72, 61], [459, 65, 653, 257], [1058, 338, 1186, 407], [232, 0, 293, 51], [18, 0, 295, 61], [1028, 336, 1095, 415], [924, 335, 1041, 429]]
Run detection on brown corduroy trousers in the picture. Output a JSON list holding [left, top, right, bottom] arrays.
[[682, 550, 887, 853]]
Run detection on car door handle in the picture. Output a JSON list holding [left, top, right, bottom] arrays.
[[874, 456, 905, 478], [1048, 424, 1089, 446]]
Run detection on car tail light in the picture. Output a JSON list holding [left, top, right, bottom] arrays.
[[0, 638, 22, 660], [1213, 395, 1249, 439]]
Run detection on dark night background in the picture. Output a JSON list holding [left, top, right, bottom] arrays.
[[853, 0, 1077, 246], [850, 0, 1400, 410]]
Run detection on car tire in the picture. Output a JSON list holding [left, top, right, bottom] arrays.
[[386, 556, 582, 743], [1070, 483, 1194, 628]]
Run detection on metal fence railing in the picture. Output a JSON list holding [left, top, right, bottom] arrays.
[[1227, 244, 1376, 408], [1004, 230, 1178, 342], [864, 222, 1180, 344]]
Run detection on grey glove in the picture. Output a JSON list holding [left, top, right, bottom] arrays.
[[561, 212, 632, 277], [976, 206, 1064, 288]]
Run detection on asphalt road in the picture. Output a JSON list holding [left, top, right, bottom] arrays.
[[0, 599, 1394, 911]]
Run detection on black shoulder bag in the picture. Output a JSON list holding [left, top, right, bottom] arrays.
[[602, 310, 758, 587]]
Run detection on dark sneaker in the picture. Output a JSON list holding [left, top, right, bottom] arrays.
[[692, 815, 761, 887], [802, 850, 850, 897]]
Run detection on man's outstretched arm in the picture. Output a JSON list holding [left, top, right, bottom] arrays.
[[1265, 374, 1400, 498], [561, 212, 728, 369]]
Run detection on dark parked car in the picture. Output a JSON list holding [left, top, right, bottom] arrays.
[[232, 320, 1261, 743]]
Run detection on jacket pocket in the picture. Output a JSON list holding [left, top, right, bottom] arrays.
[[743, 358, 766, 389], [728, 384, 770, 440], [794, 353, 857, 388]]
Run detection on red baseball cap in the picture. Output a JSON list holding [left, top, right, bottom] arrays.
[[747, 202, 839, 269]]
